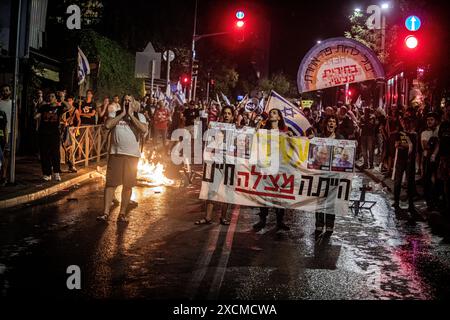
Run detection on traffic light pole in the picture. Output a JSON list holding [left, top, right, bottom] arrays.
[[189, 0, 233, 102], [190, 31, 231, 102]]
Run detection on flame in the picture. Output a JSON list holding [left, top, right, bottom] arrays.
[[137, 152, 174, 186]]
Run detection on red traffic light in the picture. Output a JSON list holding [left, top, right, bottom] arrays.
[[405, 35, 418, 49], [236, 20, 245, 28], [347, 90, 352, 96], [182, 76, 189, 84]]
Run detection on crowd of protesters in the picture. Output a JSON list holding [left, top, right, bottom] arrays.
[[1, 83, 450, 225], [301, 100, 450, 219], [142, 94, 450, 223]]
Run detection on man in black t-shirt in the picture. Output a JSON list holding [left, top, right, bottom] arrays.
[[360, 107, 377, 169], [34, 92, 68, 181], [79, 89, 97, 125], [392, 116, 420, 219]]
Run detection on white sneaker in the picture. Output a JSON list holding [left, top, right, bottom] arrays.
[[43, 175, 52, 181], [53, 173, 61, 181]]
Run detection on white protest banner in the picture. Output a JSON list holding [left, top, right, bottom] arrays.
[[200, 132, 356, 215]]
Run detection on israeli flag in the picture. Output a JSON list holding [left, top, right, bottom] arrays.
[[175, 91, 186, 104], [77, 47, 90, 85], [264, 90, 312, 136]]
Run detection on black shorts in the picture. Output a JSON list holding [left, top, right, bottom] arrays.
[[105, 154, 139, 188]]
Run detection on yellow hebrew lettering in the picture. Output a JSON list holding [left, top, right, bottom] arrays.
[[280, 136, 310, 167]]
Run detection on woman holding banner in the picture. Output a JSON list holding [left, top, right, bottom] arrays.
[[315, 115, 344, 237], [253, 108, 291, 232], [195, 106, 235, 226]]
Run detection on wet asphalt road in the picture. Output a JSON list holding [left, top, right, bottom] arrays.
[[1, 170, 450, 300]]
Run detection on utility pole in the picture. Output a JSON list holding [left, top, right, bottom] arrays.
[[150, 60, 155, 95], [206, 72, 210, 103], [381, 14, 386, 62], [9, 0, 23, 184], [189, 0, 198, 102]]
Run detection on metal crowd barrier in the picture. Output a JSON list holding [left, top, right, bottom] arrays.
[[66, 125, 110, 167]]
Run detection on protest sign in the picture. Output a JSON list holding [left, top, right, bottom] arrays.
[[200, 129, 356, 215]]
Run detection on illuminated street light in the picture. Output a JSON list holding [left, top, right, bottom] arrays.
[[381, 3, 389, 9], [354, 8, 361, 12], [317, 40, 322, 44]]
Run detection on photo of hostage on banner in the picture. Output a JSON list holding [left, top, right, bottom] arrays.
[[200, 132, 357, 215], [307, 143, 332, 171], [203, 121, 255, 164], [331, 146, 355, 172]]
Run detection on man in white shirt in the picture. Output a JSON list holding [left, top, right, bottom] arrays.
[[98, 94, 148, 222], [0, 84, 12, 184]]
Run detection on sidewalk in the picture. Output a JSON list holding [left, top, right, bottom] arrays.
[[0, 156, 105, 210]]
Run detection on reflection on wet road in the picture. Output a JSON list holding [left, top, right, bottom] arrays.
[[0, 173, 449, 299]]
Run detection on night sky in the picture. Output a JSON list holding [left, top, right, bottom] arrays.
[[107, 0, 448, 80], [96, 0, 449, 87], [100, 0, 354, 80]]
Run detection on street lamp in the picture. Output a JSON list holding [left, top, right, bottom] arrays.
[[380, 3, 390, 62], [317, 40, 322, 44], [354, 8, 361, 13]]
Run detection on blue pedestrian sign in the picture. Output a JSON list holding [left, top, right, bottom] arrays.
[[236, 11, 245, 19], [405, 15, 421, 31]]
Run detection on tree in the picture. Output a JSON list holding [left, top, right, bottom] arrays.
[[214, 66, 239, 98], [344, 10, 400, 65], [258, 72, 293, 96], [48, 0, 104, 27], [80, 30, 143, 98]]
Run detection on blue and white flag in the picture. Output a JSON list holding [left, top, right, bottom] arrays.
[[175, 91, 186, 105], [244, 97, 263, 114], [77, 47, 90, 85], [264, 90, 312, 136], [155, 87, 165, 101], [221, 92, 231, 106], [164, 92, 172, 105], [258, 96, 265, 113]]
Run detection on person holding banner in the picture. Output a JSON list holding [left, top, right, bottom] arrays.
[[195, 106, 235, 226], [315, 115, 344, 236], [253, 108, 290, 232]]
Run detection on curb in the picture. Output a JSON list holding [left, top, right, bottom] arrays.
[[0, 166, 106, 210], [356, 165, 393, 193]]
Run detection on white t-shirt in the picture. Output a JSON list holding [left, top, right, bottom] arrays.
[[0, 99, 12, 134], [109, 112, 147, 158], [421, 126, 439, 157]]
